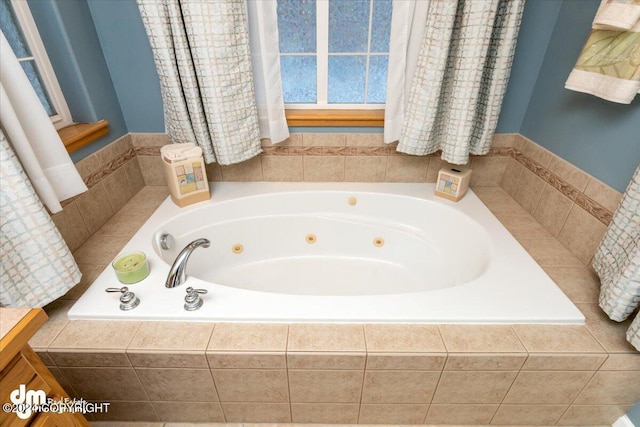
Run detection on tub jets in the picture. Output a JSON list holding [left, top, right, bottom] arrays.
[[165, 238, 211, 288]]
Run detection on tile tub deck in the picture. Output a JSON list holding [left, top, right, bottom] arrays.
[[31, 186, 639, 425]]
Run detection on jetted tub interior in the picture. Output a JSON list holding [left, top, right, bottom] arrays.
[[68, 182, 584, 324]]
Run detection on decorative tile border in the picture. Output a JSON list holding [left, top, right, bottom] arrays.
[[260, 145, 513, 157], [75, 133, 614, 227], [135, 145, 512, 158], [510, 149, 614, 226], [84, 148, 136, 188], [135, 146, 161, 156]]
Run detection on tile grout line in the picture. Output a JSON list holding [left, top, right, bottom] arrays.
[[557, 203, 578, 244], [356, 324, 367, 424], [488, 369, 521, 425], [285, 324, 293, 423], [129, 360, 158, 421], [555, 368, 600, 425], [555, 194, 575, 238], [423, 326, 449, 424]]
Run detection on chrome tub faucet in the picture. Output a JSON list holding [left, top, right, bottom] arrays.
[[165, 238, 211, 288]]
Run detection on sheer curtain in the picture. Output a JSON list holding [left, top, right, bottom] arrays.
[[246, 0, 289, 144], [137, 0, 288, 165], [385, 0, 524, 164], [0, 31, 87, 213], [383, 0, 428, 144]]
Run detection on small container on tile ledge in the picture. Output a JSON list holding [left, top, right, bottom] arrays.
[[161, 143, 210, 207], [435, 166, 472, 202], [112, 251, 150, 284]]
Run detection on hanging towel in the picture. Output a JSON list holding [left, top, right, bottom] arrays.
[[593, 163, 640, 351], [593, 0, 640, 30], [565, 0, 640, 104]]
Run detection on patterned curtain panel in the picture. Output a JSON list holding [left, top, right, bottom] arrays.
[[629, 312, 640, 351], [397, 0, 524, 164], [137, 0, 262, 165], [594, 163, 640, 350], [0, 129, 80, 307]]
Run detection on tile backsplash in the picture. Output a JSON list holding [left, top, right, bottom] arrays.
[[55, 131, 621, 268], [131, 132, 515, 186], [502, 135, 620, 265], [51, 134, 143, 252]]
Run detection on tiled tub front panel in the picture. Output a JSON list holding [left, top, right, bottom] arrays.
[[34, 321, 640, 424], [32, 210, 640, 427]]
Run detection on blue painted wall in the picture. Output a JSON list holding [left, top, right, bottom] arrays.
[[86, 0, 164, 133], [496, 0, 562, 133], [628, 400, 640, 425], [27, 0, 127, 161], [520, 0, 640, 192]]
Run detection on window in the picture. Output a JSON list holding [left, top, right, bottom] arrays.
[[0, 0, 73, 129], [277, 0, 392, 109]]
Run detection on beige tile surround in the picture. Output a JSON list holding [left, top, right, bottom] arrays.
[[56, 132, 623, 274], [130, 132, 515, 187], [51, 134, 144, 252], [39, 133, 639, 425]]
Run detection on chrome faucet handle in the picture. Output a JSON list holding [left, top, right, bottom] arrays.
[[105, 286, 140, 311], [184, 287, 207, 311]]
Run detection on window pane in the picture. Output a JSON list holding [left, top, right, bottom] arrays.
[[367, 55, 387, 103], [277, 0, 316, 54], [329, 0, 370, 53], [328, 55, 365, 103], [21, 60, 55, 116], [371, 0, 392, 53], [280, 56, 317, 103], [0, 0, 30, 58]]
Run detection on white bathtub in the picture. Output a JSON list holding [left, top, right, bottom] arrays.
[[69, 182, 584, 324]]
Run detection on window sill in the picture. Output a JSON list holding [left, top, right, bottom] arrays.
[[59, 120, 109, 154], [285, 109, 384, 127]]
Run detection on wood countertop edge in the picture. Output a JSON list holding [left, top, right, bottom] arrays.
[[0, 308, 48, 371]]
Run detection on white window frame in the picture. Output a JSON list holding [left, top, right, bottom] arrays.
[[283, 0, 388, 110], [9, 0, 73, 129]]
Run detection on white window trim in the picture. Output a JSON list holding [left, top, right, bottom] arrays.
[[282, 0, 387, 110], [10, 0, 73, 129]]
